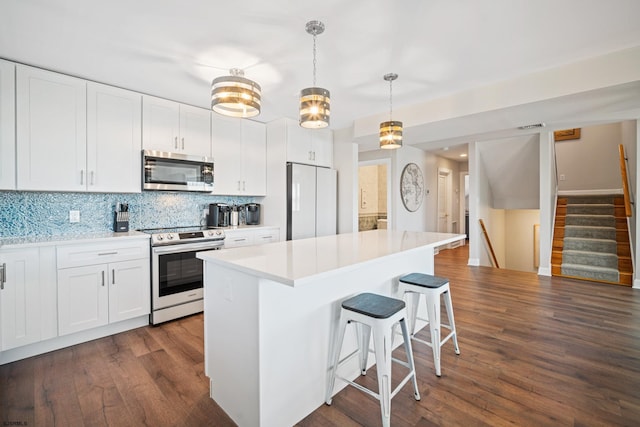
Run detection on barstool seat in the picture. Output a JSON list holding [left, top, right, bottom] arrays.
[[326, 292, 420, 427], [399, 273, 460, 376]]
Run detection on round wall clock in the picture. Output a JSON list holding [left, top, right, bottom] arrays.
[[400, 163, 424, 212]]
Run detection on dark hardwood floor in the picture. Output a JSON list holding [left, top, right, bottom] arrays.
[[2, 244, 640, 426]]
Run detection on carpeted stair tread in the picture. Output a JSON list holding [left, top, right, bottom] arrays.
[[563, 237, 617, 253], [565, 214, 615, 227], [566, 204, 614, 215], [562, 250, 618, 269], [564, 196, 615, 204], [561, 263, 619, 283], [564, 225, 616, 239]]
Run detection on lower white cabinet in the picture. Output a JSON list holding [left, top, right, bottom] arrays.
[[57, 240, 150, 336], [0, 246, 57, 351], [224, 227, 280, 249]]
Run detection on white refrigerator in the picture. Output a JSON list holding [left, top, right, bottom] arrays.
[[287, 162, 337, 240]]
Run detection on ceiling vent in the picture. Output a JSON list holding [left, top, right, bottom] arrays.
[[518, 123, 546, 130]]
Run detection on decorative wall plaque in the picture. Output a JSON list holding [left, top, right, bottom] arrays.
[[400, 163, 424, 212]]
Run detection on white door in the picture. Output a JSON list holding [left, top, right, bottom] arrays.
[[288, 163, 317, 240], [242, 120, 267, 195], [316, 167, 337, 237], [58, 264, 109, 335], [108, 259, 150, 323], [87, 82, 142, 193], [142, 95, 180, 153], [211, 115, 242, 195], [310, 129, 333, 168], [0, 248, 41, 350], [0, 59, 15, 190], [16, 65, 87, 191], [438, 169, 451, 232], [285, 120, 313, 165], [179, 104, 211, 157]]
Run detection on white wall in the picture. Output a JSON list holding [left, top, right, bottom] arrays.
[[555, 123, 623, 193], [505, 210, 541, 273], [334, 127, 358, 234], [394, 146, 429, 231]]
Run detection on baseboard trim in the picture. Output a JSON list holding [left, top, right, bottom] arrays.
[[468, 258, 480, 266], [634, 278, 640, 289], [538, 267, 552, 277]]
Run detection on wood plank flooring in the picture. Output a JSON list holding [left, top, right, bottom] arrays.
[[2, 245, 640, 426]]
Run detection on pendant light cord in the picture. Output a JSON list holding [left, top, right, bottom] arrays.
[[312, 33, 317, 86], [389, 78, 393, 121]]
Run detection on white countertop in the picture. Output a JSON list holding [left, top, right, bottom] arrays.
[[197, 229, 464, 286], [0, 231, 149, 249]]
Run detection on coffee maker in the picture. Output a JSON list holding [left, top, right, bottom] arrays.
[[208, 203, 231, 227], [244, 203, 261, 225]]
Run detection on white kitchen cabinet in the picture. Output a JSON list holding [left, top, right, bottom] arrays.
[[87, 82, 142, 193], [0, 59, 15, 190], [0, 247, 57, 351], [142, 95, 211, 157], [57, 240, 150, 336], [224, 227, 280, 249], [211, 116, 266, 196], [280, 118, 333, 167], [16, 65, 87, 191]]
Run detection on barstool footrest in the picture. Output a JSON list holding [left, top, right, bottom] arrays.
[[335, 369, 417, 402]]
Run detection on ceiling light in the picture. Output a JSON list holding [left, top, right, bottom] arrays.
[[211, 68, 261, 118], [460, 153, 468, 158], [299, 20, 330, 129], [379, 73, 402, 149], [518, 123, 546, 130]]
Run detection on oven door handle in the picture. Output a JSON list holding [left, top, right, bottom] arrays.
[[152, 242, 224, 254]]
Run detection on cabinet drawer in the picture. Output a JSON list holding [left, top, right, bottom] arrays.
[[254, 228, 280, 244], [57, 240, 149, 268], [224, 230, 255, 248]]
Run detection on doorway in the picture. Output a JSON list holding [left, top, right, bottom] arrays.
[[437, 168, 452, 233], [358, 159, 391, 231]]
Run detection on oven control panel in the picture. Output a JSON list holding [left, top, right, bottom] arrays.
[[150, 229, 225, 246]]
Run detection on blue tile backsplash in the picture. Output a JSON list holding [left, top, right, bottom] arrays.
[[0, 191, 256, 237]]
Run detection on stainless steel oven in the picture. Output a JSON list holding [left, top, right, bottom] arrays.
[[141, 226, 225, 324]]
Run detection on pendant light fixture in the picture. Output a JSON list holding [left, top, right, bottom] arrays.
[[379, 73, 402, 149], [211, 68, 261, 118], [299, 20, 330, 129]]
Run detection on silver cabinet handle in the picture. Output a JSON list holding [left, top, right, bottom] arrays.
[[80, 170, 84, 185], [313, 151, 316, 161], [234, 238, 248, 242], [261, 235, 273, 239], [174, 136, 178, 149], [237, 180, 241, 191], [0, 263, 6, 290], [98, 252, 118, 256], [101, 270, 105, 287], [112, 269, 115, 285], [243, 181, 246, 191], [308, 151, 312, 160], [181, 137, 185, 150], [90, 171, 95, 185]]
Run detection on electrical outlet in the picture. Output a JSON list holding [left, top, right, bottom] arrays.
[[559, 174, 566, 181], [69, 210, 80, 223]]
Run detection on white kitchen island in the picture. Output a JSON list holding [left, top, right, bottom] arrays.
[[197, 230, 465, 427]]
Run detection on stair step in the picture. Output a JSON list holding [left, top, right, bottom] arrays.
[[564, 225, 616, 240], [562, 250, 618, 269], [561, 263, 620, 283], [563, 237, 617, 254], [565, 214, 615, 227], [565, 196, 616, 205], [566, 204, 614, 215]]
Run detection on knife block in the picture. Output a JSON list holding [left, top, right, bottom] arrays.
[[113, 211, 130, 232]]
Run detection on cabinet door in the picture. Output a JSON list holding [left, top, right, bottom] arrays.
[[16, 65, 87, 191], [0, 248, 41, 350], [58, 265, 109, 335], [0, 59, 15, 190], [285, 120, 314, 164], [224, 230, 255, 248], [311, 128, 333, 168], [108, 258, 150, 323], [254, 227, 280, 244], [179, 104, 211, 157], [242, 120, 266, 196], [87, 83, 142, 193], [142, 95, 180, 152], [211, 115, 242, 195]]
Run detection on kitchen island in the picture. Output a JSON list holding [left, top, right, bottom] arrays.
[[197, 230, 465, 427]]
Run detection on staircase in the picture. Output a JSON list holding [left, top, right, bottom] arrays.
[[552, 195, 633, 286]]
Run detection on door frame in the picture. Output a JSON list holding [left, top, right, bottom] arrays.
[[437, 167, 452, 233], [358, 158, 392, 230]]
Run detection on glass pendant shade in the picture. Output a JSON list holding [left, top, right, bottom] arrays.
[[379, 120, 403, 149], [211, 69, 261, 118], [299, 87, 330, 129]]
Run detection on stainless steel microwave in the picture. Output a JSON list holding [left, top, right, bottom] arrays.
[[143, 150, 214, 192]]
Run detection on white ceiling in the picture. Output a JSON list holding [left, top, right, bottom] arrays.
[[2, 0, 640, 154]]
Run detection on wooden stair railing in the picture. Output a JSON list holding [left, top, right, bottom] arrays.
[[479, 219, 500, 268], [619, 144, 633, 217]]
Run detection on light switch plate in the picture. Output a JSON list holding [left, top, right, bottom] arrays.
[[69, 210, 80, 223]]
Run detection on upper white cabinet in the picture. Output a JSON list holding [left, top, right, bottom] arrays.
[[0, 246, 57, 351], [87, 82, 142, 193], [142, 95, 211, 157], [272, 118, 333, 167], [0, 60, 15, 190], [211, 116, 266, 196], [16, 65, 87, 191]]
